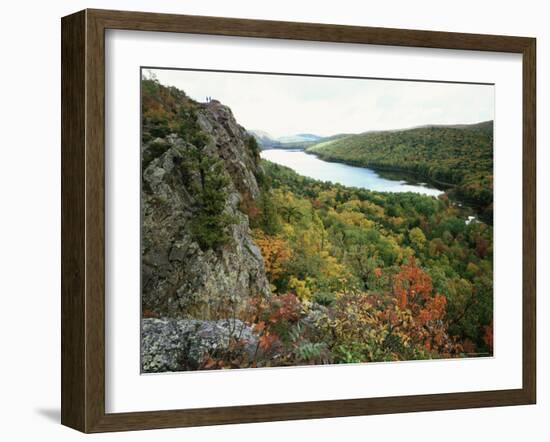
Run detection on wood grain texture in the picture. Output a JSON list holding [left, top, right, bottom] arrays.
[[89, 8, 532, 52], [85, 9, 107, 432], [61, 10, 86, 431], [90, 389, 530, 432], [522, 38, 537, 403], [60, 8, 537, 433]]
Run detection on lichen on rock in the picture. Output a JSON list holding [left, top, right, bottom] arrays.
[[141, 318, 258, 373]]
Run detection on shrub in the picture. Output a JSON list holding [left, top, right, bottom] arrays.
[[312, 291, 336, 307]]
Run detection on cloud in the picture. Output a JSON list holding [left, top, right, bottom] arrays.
[[146, 68, 494, 138]]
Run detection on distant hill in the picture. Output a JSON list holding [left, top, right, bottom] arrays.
[[278, 133, 323, 144], [250, 130, 348, 150], [307, 121, 494, 216], [249, 130, 281, 148], [414, 121, 493, 131]]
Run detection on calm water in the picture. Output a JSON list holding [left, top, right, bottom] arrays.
[[261, 149, 444, 197]]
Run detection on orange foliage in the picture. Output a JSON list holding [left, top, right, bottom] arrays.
[[258, 333, 279, 350], [254, 232, 292, 282], [244, 293, 304, 360], [418, 294, 447, 324], [388, 258, 461, 355], [311, 199, 323, 209], [392, 257, 433, 309]]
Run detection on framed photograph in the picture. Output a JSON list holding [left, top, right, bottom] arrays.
[[61, 9, 536, 433]]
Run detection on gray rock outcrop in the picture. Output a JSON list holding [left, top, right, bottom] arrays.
[[141, 318, 258, 372], [141, 99, 270, 319]]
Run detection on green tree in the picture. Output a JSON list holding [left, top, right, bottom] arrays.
[[189, 151, 235, 250]]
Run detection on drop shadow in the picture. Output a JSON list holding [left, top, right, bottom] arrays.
[[35, 407, 60, 423]]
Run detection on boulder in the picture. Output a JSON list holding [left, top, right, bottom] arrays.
[[141, 318, 258, 373]]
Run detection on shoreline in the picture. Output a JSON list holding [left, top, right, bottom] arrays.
[[265, 148, 492, 224], [305, 150, 455, 190]]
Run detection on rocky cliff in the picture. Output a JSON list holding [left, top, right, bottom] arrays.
[[141, 80, 270, 320]]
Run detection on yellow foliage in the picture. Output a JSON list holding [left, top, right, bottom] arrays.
[[319, 252, 348, 281], [281, 223, 295, 237], [361, 200, 385, 218], [389, 216, 405, 227], [288, 276, 312, 302], [329, 208, 374, 228], [253, 230, 292, 282], [409, 227, 427, 250], [340, 199, 362, 211]]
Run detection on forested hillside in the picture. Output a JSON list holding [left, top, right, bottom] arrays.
[[242, 161, 494, 365], [307, 122, 493, 219]]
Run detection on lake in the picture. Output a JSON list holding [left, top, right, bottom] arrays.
[[261, 149, 444, 197]]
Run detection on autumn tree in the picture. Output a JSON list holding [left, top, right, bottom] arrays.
[[392, 257, 433, 309], [409, 227, 427, 250], [253, 231, 292, 283], [389, 257, 461, 355]]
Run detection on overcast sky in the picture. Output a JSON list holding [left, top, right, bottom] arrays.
[[145, 68, 494, 139]]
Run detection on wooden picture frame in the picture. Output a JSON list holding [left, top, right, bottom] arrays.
[[61, 8, 536, 433]]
